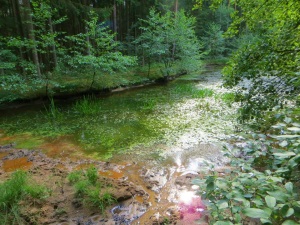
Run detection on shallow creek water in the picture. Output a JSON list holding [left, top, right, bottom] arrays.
[[0, 67, 239, 224]]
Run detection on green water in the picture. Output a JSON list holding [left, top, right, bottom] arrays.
[[0, 70, 236, 160]]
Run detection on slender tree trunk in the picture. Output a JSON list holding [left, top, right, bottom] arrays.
[[48, 17, 58, 68], [172, 0, 178, 61], [85, 26, 91, 55], [174, 0, 178, 13], [84, 0, 91, 55], [113, 0, 117, 41], [23, 0, 41, 77], [12, 0, 26, 75]]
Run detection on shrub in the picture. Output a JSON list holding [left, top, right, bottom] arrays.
[[194, 107, 300, 224]]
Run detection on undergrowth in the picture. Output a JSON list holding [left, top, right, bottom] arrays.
[[194, 107, 300, 224], [0, 171, 50, 225], [67, 166, 116, 214]]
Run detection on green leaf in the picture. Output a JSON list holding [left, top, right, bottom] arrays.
[[260, 218, 272, 224], [285, 182, 293, 193], [244, 193, 253, 198], [273, 152, 296, 158], [274, 135, 300, 139], [281, 205, 290, 216], [284, 117, 292, 124], [279, 140, 288, 147], [265, 195, 276, 208], [252, 199, 264, 206], [217, 200, 229, 209], [288, 155, 300, 168], [287, 127, 300, 132], [206, 181, 215, 191], [213, 222, 234, 225], [242, 208, 271, 219], [267, 191, 289, 202], [282, 220, 300, 225], [285, 208, 295, 218]]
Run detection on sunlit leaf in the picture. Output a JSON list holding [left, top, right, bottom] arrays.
[[285, 182, 293, 193], [265, 195, 276, 208], [243, 208, 271, 219], [282, 220, 299, 225]]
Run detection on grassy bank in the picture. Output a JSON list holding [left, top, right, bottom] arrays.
[[0, 61, 205, 105]]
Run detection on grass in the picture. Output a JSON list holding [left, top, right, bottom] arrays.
[[0, 171, 50, 225], [44, 98, 63, 120], [73, 95, 101, 115], [220, 92, 237, 106], [68, 166, 116, 213], [192, 88, 214, 98]]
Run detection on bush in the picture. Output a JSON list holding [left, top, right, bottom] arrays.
[[194, 107, 300, 224]]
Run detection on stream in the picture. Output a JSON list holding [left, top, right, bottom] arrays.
[[0, 67, 240, 224]]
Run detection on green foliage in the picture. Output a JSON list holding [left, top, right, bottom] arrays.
[[73, 96, 101, 115], [220, 92, 236, 106], [86, 166, 98, 185], [202, 23, 225, 58], [0, 171, 27, 211], [65, 10, 137, 90], [44, 98, 63, 121], [135, 9, 202, 76], [171, 83, 214, 99], [195, 107, 300, 224], [67, 170, 83, 184], [220, 0, 300, 122], [0, 171, 50, 224], [68, 166, 116, 213], [86, 190, 116, 213]]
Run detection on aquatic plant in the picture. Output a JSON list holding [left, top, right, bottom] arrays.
[[73, 95, 101, 115], [192, 88, 214, 98], [220, 92, 236, 106], [44, 98, 63, 120]]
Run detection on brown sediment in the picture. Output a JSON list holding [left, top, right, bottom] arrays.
[[98, 170, 124, 179], [39, 136, 82, 159], [2, 157, 33, 172], [0, 135, 15, 143], [134, 195, 144, 203], [0, 152, 9, 159], [74, 163, 92, 170]]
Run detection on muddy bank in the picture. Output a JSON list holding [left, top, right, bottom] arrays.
[[0, 143, 232, 225], [0, 145, 150, 225]]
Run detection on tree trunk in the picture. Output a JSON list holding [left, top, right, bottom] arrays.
[[113, 0, 117, 41], [174, 0, 178, 13], [84, 0, 91, 55], [23, 0, 41, 77], [11, 0, 26, 75], [48, 17, 58, 68], [172, 0, 178, 61]]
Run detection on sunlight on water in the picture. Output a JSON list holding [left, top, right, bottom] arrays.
[[179, 190, 195, 204]]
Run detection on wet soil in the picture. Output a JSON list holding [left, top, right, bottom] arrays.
[[0, 142, 230, 225]]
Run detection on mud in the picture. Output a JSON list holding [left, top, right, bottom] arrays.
[[0, 143, 227, 225], [0, 145, 150, 225]]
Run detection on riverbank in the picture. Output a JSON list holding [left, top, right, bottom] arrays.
[[0, 63, 196, 106]]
